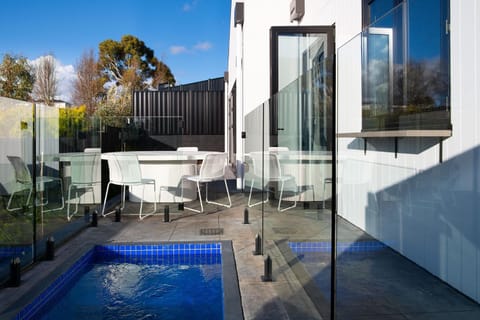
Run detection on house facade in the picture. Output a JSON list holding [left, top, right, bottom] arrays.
[[227, 0, 480, 307]]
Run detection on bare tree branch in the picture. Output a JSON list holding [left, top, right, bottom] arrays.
[[33, 55, 57, 106], [72, 49, 106, 114]]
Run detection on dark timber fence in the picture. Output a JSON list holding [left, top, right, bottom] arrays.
[[132, 77, 225, 151]]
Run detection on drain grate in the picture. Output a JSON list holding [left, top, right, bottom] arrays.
[[200, 228, 224, 236], [272, 227, 297, 234]]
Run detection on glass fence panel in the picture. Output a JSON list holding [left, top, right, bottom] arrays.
[[0, 102, 103, 285], [1, 108, 225, 284], [244, 101, 269, 256], [244, 56, 335, 317], [336, 3, 480, 318], [35, 111, 101, 260], [0, 99, 35, 284], [268, 60, 334, 319]]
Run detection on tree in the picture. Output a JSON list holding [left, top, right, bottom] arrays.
[[33, 55, 57, 106], [72, 49, 106, 115], [98, 34, 175, 90], [0, 53, 35, 101], [59, 104, 88, 138], [94, 86, 132, 127], [151, 58, 175, 88]]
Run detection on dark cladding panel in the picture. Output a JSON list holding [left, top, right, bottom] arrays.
[[133, 78, 225, 137]]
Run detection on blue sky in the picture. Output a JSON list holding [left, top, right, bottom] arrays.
[[0, 0, 231, 102]]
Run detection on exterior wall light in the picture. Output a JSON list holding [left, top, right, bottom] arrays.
[[290, 0, 305, 22]]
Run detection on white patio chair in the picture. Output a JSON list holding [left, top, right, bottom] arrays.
[[181, 153, 231, 213], [67, 152, 100, 221], [176, 146, 200, 175], [6, 155, 64, 212], [102, 153, 157, 220], [247, 151, 297, 212]]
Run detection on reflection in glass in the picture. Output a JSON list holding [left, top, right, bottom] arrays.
[[274, 30, 332, 151], [362, 0, 450, 131]]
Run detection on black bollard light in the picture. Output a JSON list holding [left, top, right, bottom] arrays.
[[164, 205, 170, 222], [91, 210, 98, 227], [114, 208, 121, 222], [9, 257, 21, 287], [84, 206, 90, 222], [45, 236, 55, 260], [253, 233, 262, 255], [243, 207, 249, 224], [261, 255, 273, 282]]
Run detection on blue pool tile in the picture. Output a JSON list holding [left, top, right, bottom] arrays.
[[17, 242, 223, 319]]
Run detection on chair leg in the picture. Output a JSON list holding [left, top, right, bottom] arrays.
[[66, 184, 80, 221], [25, 187, 33, 208], [323, 179, 332, 209], [152, 182, 157, 213], [323, 180, 326, 209], [41, 179, 65, 213], [248, 178, 269, 208], [9, 180, 65, 213], [197, 182, 203, 213], [121, 185, 126, 210], [102, 182, 112, 217], [68, 184, 97, 221], [6, 185, 28, 212], [205, 179, 231, 209], [67, 185, 73, 221], [278, 180, 296, 212], [139, 182, 157, 220], [184, 180, 203, 213]]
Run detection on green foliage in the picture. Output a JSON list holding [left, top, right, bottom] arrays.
[[152, 59, 175, 88], [94, 86, 132, 128], [59, 105, 88, 138], [98, 35, 175, 90], [0, 54, 35, 101]]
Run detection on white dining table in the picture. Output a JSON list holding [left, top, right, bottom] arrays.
[[101, 150, 222, 203]]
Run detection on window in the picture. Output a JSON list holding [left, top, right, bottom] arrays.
[[361, 0, 450, 131]]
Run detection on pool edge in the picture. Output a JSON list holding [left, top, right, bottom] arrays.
[[9, 240, 244, 320]]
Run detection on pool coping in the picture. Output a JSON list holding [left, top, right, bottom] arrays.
[[4, 240, 244, 320]]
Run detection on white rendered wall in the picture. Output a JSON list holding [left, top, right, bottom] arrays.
[[227, 0, 355, 187]]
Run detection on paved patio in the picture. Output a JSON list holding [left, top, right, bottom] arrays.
[[1, 192, 480, 319]]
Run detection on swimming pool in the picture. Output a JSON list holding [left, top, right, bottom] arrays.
[[15, 242, 243, 320]]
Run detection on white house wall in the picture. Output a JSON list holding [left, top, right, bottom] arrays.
[[228, 0, 355, 187], [229, 0, 480, 304]]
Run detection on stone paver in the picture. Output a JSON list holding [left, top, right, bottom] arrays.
[[0, 194, 323, 320]]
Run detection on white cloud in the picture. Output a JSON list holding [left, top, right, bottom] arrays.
[[29, 55, 76, 103], [56, 63, 76, 103], [182, 0, 197, 12], [170, 45, 188, 55], [169, 41, 213, 56], [194, 41, 212, 51]]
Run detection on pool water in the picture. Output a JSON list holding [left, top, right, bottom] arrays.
[[18, 243, 226, 320], [42, 261, 222, 320]]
